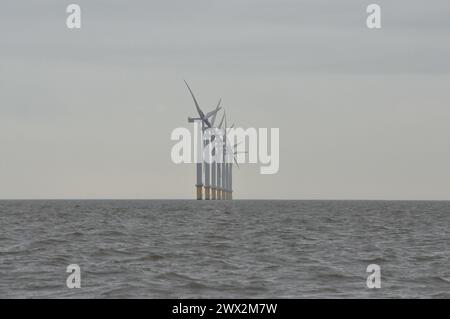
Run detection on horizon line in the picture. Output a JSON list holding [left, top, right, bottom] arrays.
[[0, 198, 449, 202]]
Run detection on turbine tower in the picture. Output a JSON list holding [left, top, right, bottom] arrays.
[[221, 116, 237, 200], [215, 113, 225, 200], [229, 145, 244, 200], [224, 129, 241, 200], [222, 114, 229, 200], [228, 160, 232, 200], [206, 99, 222, 200], [211, 107, 224, 200], [185, 80, 221, 200]]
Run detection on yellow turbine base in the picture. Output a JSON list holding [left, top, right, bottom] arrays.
[[196, 185, 202, 200], [204, 186, 211, 200]]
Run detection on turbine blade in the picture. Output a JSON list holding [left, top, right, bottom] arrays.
[[210, 98, 222, 126], [218, 112, 225, 129], [234, 156, 240, 169], [205, 106, 222, 119], [184, 80, 205, 119]]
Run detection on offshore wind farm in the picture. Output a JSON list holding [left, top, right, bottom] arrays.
[[185, 81, 239, 200]]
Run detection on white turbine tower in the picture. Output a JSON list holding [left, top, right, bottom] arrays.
[[221, 115, 236, 200], [215, 113, 225, 200], [185, 80, 222, 200], [229, 144, 245, 200], [224, 124, 239, 200], [206, 99, 222, 200], [210, 106, 223, 200], [221, 114, 229, 200]]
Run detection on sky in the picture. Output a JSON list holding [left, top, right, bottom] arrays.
[[1, 0, 450, 200]]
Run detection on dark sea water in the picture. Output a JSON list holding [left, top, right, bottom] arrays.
[[0, 200, 450, 298]]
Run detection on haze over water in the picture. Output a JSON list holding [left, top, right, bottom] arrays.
[[1, 200, 449, 298]]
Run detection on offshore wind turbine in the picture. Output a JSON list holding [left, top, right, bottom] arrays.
[[210, 103, 222, 200], [222, 115, 236, 200], [205, 99, 222, 200], [221, 113, 229, 200], [214, 113, 226, 200], [224, 124, 239, 200], [185, 80, 222, 200], [214, 113, 224, 200], [228, 152, 233, 200], [229, 145, 245, 200], [216, 155, 222, 200]]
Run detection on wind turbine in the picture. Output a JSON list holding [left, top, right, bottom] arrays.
[[228, 145, 245, 200], [221, 113, 229, 199], [215, 112, 226, 200], [221, 115, 236, 200], [223, 124, 241, 200], [210, 103, 222, 200], [205, 99, 222, 200], [185, 80, 222, 200]]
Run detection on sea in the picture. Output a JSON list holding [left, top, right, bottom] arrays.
[[0, 200, 449, 298]]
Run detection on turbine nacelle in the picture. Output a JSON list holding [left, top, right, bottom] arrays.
[[188, 117, 201, 123]]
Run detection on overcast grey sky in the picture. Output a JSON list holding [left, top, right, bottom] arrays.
[[1, 0, 449, 199]]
